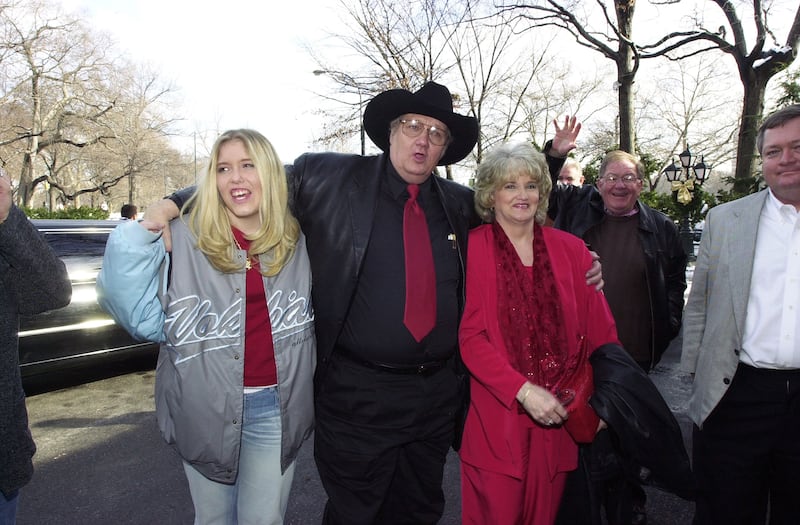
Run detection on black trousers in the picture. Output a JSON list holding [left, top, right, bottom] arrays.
[[314, 351, 461, 525], [693, 363, 800, 525]]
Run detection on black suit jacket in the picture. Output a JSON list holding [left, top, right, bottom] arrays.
[[286, 152, 481, 383]]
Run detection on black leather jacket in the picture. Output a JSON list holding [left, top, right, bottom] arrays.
[[287, 152, 481, 451], [548, 181, 687, 370], [171, 152, 480, 375], [285, 152, 481, 380]]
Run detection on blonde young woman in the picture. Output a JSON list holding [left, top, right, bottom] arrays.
[[97, 129, 315, 525]]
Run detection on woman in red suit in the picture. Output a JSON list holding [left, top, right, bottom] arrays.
[[459, 142, 620, 524]]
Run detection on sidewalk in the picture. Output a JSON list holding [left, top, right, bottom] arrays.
[[17, 264, 699, 524]]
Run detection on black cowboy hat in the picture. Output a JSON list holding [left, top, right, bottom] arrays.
[[363, 82, 479, 166]]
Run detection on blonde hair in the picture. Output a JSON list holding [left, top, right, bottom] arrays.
[[184, 129, 299, 276], [474, 142, 552, 225]]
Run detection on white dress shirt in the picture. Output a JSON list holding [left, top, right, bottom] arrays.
[[741, 190, 800, 369]]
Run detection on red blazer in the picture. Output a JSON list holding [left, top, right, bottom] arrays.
[[458, 224, 620, 479]]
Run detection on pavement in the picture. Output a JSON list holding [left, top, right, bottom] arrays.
[[17, 267, 697, 524]]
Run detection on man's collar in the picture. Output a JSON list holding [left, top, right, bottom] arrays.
[[766, 188, 800, 216], [604, 202, 640, 217], [385, 162, 435, 201]]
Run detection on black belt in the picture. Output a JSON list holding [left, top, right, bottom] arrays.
[[737, 363, 800, 394], [738, 363, 800, 379], [335, 346, 450, 376]]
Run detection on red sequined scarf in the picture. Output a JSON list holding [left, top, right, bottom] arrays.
[[493, 221, 570, 391]]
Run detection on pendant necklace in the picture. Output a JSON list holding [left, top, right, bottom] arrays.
[[233, 236, 252, 271]]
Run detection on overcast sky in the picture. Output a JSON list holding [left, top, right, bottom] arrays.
[[59, 0, 798, 167], [61, 0, 339, 162]]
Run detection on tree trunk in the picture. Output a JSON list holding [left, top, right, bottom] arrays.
[[616, 0, 637, 154], [618, 74, 636, 154], [128, 172, 136, 204], [19, 71, 42, 207], [48, 185, 57, 210], [19, 151, 36, 207], [733, 68, 767, 191]]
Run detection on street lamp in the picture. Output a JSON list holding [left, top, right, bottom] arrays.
[[313, 69, 366, 155], [663, 145, 712, 259]]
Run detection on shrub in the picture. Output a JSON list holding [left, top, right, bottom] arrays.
[[22, 207, 110, 219], [639, 187, 716, 226]]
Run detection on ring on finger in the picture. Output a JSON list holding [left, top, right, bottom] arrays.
[[547, 419, 555, 425]]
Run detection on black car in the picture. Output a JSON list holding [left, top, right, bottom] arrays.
[[18, 219, 158, 377]]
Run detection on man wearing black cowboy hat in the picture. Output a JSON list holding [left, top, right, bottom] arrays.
[[294, 82, 481, 524], [149, 81, 600, 524]]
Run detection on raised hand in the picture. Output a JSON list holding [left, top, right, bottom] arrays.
[[550, 116, 582, 158]]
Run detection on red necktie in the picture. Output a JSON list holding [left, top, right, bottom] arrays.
[[403, 184, 436, 342]]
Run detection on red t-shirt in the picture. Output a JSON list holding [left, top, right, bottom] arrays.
[[233, 228, 277, 387]]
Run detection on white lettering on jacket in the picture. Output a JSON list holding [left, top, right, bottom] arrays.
[[167, 296, 241, 344], [164, 289, 313, 364], [268, 289, 314, 342]]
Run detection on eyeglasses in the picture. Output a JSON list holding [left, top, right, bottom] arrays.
[[599, 173, 641, 185], [397, 119, 451, 146]]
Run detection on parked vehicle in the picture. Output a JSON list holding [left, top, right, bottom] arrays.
[[693, 220, 705, 243], [18, 219, 158, 377]]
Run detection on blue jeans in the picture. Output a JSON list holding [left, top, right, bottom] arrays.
[[183, 387, 295, 525], [0, 490, 19, 525]]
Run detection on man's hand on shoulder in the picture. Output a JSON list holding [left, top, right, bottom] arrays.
[[586, 251, 604, 291], [143, 198, 180, 251]]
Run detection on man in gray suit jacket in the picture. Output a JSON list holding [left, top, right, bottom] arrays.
[[681, 104, 800, 525]]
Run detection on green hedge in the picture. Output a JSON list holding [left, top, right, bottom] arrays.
[[640, 175, 763, 226], [639, 188, 715, 226], [22, 207, 110, 219]]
